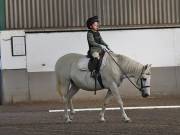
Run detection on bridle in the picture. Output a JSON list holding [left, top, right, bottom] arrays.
[[105, 49, 151, 92], [136, 67, 151, 92]]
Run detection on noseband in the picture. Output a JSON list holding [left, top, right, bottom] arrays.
[[137, 67, 151, 92]]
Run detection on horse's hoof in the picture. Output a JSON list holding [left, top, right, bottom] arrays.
[[124, 118, 132, 123], [99, 118, 106, 122], [65, 119, 72, 123]]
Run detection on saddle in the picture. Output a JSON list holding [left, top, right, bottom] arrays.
[[87, 50, 105, 72], [78, 51, 107, 94]]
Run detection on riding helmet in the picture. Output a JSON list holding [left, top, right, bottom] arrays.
[[86, 16, 99, 29]]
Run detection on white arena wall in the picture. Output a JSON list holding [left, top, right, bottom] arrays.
[[0, 28, 180, 104]]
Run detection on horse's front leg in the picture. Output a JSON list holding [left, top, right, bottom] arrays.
[[110, 82, 131, 122], [99, 90, 113, 122]]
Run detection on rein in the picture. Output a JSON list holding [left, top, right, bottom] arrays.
[[105, 49, 148, 92]]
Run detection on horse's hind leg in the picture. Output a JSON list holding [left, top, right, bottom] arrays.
[[67, 83, 79, 116], [99, 90, 113, 122], [57, 78, 72, 123]]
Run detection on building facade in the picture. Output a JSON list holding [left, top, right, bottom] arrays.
[[0, 0, 180, 104], [0, 0, 180, 31]]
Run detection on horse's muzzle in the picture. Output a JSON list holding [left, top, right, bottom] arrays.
[[142, 93, 149, 98]]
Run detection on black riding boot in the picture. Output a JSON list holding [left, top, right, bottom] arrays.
[[91, 58, 100, 77], [95, 58, 101, 74]]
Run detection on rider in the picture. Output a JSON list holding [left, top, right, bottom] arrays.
[[86, 16, 110, 75]]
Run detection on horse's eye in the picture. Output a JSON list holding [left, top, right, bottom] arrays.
[[142, 78, 147, 81]]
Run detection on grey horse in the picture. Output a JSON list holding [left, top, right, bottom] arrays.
[[55, 52, 151, 123]]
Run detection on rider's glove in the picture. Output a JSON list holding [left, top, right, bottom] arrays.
[[101, 45, 107, 50]]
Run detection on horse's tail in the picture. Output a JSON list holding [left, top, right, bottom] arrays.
[[56, 75, 63, 97]]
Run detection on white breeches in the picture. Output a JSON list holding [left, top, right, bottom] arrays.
[[92, 52, 100, 59]]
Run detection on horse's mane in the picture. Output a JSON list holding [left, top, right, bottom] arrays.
[[113, 53, 144, 76]]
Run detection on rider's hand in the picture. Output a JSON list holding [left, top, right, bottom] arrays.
[[106, 46, 110, 50], [101, 45, 107, 50], [106, 46, 113, 53]]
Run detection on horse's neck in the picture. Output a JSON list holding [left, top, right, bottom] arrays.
[[106, 53, 121, 75], [119, 55, 143, 78]]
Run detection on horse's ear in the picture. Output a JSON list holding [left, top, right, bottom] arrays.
[[145, 64, 152, 70], [144, 64, 148, 69]]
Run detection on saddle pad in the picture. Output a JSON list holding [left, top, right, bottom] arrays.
[[78, 57, 90, 71], [78, 52, 108, 71]]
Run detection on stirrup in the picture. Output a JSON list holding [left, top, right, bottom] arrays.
[[91, 70, 96, 78]]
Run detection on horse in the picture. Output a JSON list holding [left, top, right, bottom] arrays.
[[55, 52, 151, 123]]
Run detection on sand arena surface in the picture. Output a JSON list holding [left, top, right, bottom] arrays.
[[0, 96, 180, 135]]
